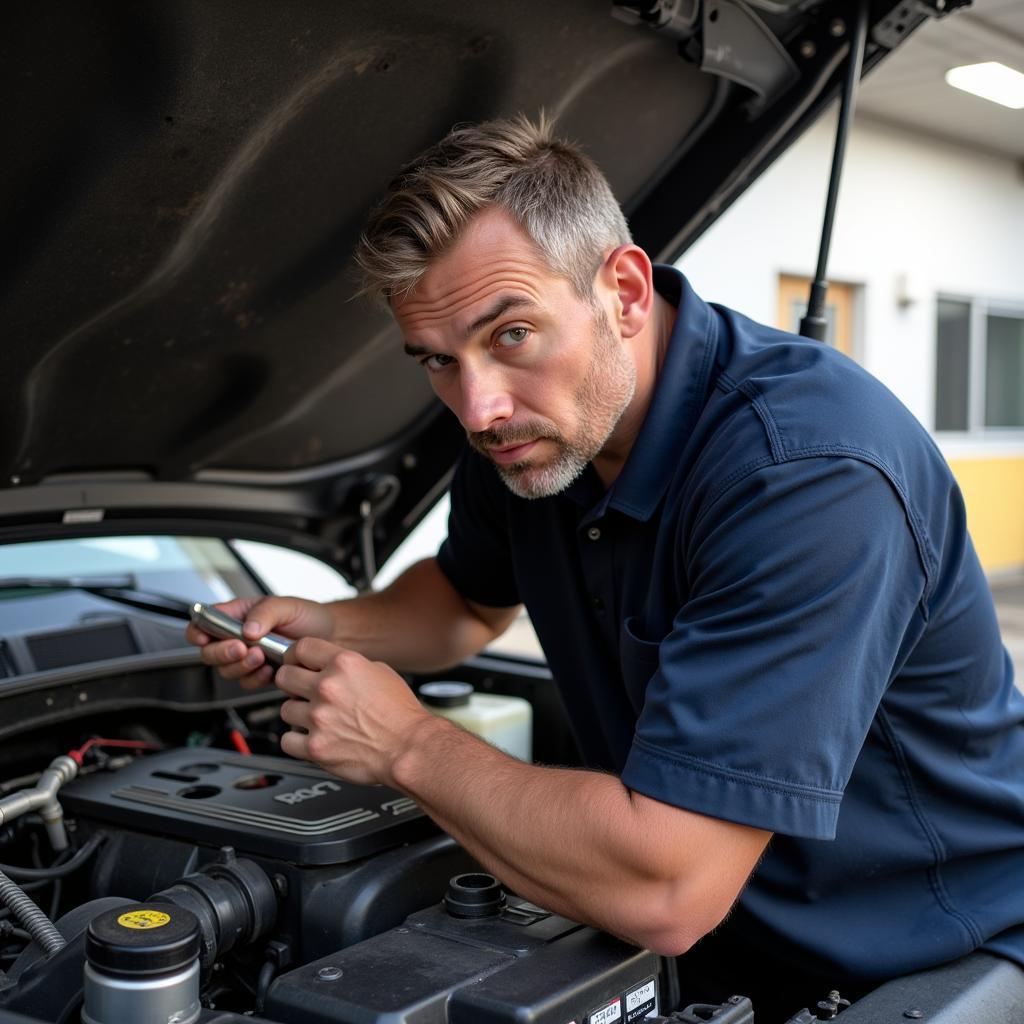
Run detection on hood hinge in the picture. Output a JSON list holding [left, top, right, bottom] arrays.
[[330, 474, 401, 592]]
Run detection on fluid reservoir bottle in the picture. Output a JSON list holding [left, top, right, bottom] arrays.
[[418, 682, 532, 762], [82, 904, 201, 1024]]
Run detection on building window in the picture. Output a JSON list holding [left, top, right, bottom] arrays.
[[935, 299, 970, 431], [986, 315, 1024, 428], [935, 297, 1024, 433]]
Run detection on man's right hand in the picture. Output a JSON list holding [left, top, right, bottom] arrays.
[[185, 595, 336, 689]]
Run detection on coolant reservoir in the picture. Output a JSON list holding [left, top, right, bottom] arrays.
[[418, 682, 532, 762], [82, 904, 201, 1024]]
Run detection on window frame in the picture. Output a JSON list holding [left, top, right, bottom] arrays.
[[934, 292, 1024, 438]]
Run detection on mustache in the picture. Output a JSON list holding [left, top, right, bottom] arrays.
[[468, 421, 560, 452]]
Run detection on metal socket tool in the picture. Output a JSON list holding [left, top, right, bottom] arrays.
[[190, 602, 292, 665]]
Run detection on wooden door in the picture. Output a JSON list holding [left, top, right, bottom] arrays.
[[777, 274, 856, 357]]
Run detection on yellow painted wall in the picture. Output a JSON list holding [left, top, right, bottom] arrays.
[[947, 456, 1024, 573]]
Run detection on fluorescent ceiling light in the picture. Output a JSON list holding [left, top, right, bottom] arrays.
[[945, 62, 1024, 110]]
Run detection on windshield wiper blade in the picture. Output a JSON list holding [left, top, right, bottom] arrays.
[[0, 576, 138, 591], [0, 576, 193, 619]]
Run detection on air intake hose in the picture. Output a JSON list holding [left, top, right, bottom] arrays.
[[150, 847, 277, 968]]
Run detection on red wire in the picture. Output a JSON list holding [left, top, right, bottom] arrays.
[[70, 730, 252, 763], [68, 738, 160, 765], [229, 730, 252, 756]]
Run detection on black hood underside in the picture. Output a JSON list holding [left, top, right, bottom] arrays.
[[1, 0, 927, 569]]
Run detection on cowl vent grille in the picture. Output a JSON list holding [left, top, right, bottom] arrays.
[[26, 622, 138, 671]]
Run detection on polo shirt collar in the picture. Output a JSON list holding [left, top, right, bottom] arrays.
[[600, 265, 718, 521]]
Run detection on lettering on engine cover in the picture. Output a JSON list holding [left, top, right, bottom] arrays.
[[274, 780, 342, 805]]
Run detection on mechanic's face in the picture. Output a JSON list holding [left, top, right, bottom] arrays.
[[394, 208, 636, 499]]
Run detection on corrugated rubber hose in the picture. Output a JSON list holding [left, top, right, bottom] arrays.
[[0, 868, 65, 956]]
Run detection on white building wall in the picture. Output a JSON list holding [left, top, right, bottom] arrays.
[[678, 111, 1024, 440]]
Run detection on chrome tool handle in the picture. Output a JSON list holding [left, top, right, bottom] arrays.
[[190, 602, 292, 665]]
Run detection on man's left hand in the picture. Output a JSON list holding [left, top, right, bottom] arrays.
[[275, 637, 429, 786]]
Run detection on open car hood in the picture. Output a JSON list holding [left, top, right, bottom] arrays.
[[1, 0, 949, 584]]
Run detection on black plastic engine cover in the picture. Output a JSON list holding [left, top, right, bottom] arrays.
[[265, 898, 661, 1024], [61, 749, 436, 865]]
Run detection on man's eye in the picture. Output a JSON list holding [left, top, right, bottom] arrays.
[[421, 353, 454, 373], [497, 327, 530, 348]]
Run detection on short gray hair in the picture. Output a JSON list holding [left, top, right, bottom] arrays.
[[355, 113, 632, 305]]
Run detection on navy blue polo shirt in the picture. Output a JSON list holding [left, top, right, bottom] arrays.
[[436, 266, 1024, 984]]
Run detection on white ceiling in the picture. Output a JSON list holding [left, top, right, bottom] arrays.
[[857, 0, 1024, 159]]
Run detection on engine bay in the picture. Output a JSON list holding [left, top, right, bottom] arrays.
[[1, 672, 1023, 1024], [0, 710, 672, 1024]]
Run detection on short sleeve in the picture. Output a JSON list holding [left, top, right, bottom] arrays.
[[436, 447, 522, 608], [621, 456, 927, 839]]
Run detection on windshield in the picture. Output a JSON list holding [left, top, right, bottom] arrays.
[[0, 536, 257, 634]]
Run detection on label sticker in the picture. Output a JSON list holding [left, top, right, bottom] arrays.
[[62, 508, 105, 524], [625, 978, 658, 1022], [586, 998, 622, 1024], [117, 910, 171, 930]]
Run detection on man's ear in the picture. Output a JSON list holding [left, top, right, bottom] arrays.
[[597, 245, 655, 340]]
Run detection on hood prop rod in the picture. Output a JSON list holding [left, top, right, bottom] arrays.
[[799, 0, 870, 342]]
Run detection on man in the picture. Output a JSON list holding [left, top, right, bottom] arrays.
[[188, 116, 1024, 1020]]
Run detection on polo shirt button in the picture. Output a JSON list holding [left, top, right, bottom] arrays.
[[587, 527, 601, 541], [592, 596, 605, 612]]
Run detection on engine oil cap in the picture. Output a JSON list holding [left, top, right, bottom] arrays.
[[444, 872, 507, 918], [86, 905, 201, 977], [419, 681, 473, 708]]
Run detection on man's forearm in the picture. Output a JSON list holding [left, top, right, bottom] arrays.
[[389, 713, 769, 955], [324, 558, 517, 673]]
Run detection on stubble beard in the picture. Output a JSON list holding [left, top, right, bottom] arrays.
[[469, 310, 637, 500]]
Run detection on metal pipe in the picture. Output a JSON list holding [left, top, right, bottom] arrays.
[[0, 755, 78, 852]]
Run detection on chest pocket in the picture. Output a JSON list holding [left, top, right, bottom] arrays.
[[619, 616, 663, 715]]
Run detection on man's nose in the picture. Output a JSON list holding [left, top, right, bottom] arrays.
[[457, 368, 514, 434]]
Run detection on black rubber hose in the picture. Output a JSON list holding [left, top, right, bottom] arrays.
[[254, 960, 276, 1013], [0, 878, 57, 923], [0, 921, 33, 946], [48, 877, 62, 921], [0, 869, 65, 956], [0, 832, 105, 880]]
